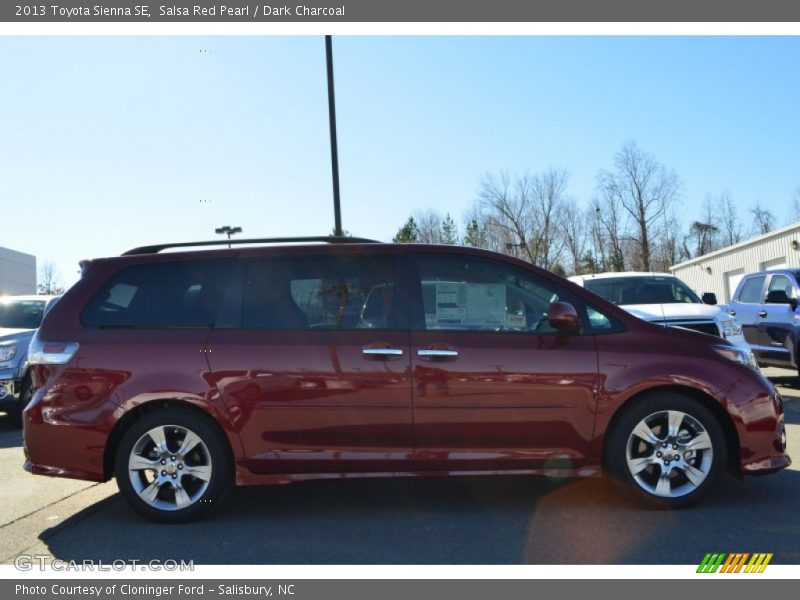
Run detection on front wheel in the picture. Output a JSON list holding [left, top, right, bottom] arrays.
[[8, 374, 32, 429], [605, 393, 727, 508], [114, 408, 233, 523]]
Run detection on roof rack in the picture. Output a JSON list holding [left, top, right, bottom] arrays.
[[122, 236, 381, 255]]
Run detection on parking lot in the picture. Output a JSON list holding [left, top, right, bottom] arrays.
[[1, 367, 798, 566]]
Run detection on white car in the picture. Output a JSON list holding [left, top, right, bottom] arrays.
[[568, 272, 750, 349]]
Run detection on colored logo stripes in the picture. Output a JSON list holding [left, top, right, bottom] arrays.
[[697, 553, 773, 573]]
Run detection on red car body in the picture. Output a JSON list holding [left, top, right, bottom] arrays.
[[23, 243, 789, 500]]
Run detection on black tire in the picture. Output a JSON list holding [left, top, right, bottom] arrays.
[[8, 374, 32, 429], [114, 407, 233, 523], [605, 392, 727, 509]]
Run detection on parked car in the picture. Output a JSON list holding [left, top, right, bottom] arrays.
[[568, 272, 751, 352], [0, 295, 59, 426], [728, 269, 800, 373], [23, 238, 789, 522]]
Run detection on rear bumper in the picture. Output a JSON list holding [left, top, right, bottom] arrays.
[[22, 385, 111, 483]]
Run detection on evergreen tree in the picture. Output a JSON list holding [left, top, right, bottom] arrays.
[[440, 213, 459, 244], [463, 218, 485, 248], [393, 216, 420, 243]]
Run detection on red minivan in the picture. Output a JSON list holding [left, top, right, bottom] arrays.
[[23, 238, 790, 522]]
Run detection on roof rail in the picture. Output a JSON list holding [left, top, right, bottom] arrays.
[[122, 236, 381, 255]]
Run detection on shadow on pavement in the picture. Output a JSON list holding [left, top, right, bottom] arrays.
[[0, 415, 22, 449], [39, 468, 800, 565]]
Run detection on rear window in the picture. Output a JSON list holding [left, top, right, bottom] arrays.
[[81, 260, 233, 328]]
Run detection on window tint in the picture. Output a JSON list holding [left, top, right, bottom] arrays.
[[417, 255, 564, 333], [737, 276, 766, 304], [586, 305, 614, 331], [585, 276, 700, 305], [242, 256, 399, 330], [768, 274, 795, 297], [82, 260, 233, 328], [0, 299, 46, 329]]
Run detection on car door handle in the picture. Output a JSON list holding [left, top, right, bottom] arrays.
[[758, 310, 768, 318], [727, 309, 736, 316], [417, 349, 459, 358], [362, 347, 404, 357]]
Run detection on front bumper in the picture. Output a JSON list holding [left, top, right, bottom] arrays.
[[0, 367, 21, 411], [734, 382, 791, 476]]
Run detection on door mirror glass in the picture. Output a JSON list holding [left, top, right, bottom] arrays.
[[548, 301, 580, 334], [701, 292, 717, 305]]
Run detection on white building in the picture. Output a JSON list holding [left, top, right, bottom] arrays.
[[0, 247, 36, 296], [670, 222, 800, 303]]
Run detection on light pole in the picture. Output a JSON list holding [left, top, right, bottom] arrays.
[[325, 35, 343, 237], [215, 226, 242, 248]]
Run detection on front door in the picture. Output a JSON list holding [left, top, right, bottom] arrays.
[[206, 252, 413, 475], [732, 275, 767, 354], [756, 273, 797, 367], [407, 253, 598, 472]]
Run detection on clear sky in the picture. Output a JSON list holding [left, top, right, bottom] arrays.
[[1, 36, 799, 287]]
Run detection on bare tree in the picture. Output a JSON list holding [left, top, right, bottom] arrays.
[[591, 195, 625, 272], [477, 168, 569, 269], [713, 189, 742, 247], [38, 260, 65, 295], [651, 209, 686, 271], [597, 142, 681, 271], [750, 201, 775, 236], [792, 185, 800, 224], [414, 209, 443, 244], [560, 200, 590, 275]]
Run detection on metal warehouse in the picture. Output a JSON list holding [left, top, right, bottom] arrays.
[[0, 246, 36, 296], [671, 222, 800, 303]]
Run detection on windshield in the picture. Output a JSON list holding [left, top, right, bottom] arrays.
[[585, 276, 701, 305], [0, 299, 47, 329]]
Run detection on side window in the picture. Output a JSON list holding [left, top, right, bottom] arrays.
[[767, 274, 795, 298], [586, 305, 613, 331], [737, 276, 766, 304], [242, 256, 399, 330], [416, 255, 564, 334], [81, 260, 233, 328]]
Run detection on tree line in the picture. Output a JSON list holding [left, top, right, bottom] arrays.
[[393, 141, 792, 276]]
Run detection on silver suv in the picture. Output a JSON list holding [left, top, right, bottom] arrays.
[[0, 295, 59, 426]]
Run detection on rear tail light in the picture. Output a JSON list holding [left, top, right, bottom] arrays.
[[28, 331, 79, 365]]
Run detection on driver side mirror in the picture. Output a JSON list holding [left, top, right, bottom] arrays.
[[548, 301, 580, 334], [701, 292, 717, 305], [765, 289, 798, 310]]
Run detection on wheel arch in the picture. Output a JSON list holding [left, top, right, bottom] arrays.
[[103, 398, 236, 480], [601, 384, 741, 477]]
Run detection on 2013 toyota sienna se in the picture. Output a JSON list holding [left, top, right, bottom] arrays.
[[23, 237, 790, 522]]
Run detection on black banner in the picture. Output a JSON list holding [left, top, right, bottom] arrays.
[[5, 0, 800, 22]]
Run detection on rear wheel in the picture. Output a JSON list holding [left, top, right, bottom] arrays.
[[606, 393, 726, 508], [114, 408, 232, 523]]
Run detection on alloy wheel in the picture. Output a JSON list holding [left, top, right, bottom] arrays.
[[127, 424, 213, 511], [625, 410, 714, 498]]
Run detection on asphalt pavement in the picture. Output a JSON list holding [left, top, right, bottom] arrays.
[[2, 367, 799, 565]]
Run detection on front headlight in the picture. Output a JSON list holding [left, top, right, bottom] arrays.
[[721, 318, 743, 338], [0, 345, 17, 362], [712, 344, 759, 370]]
